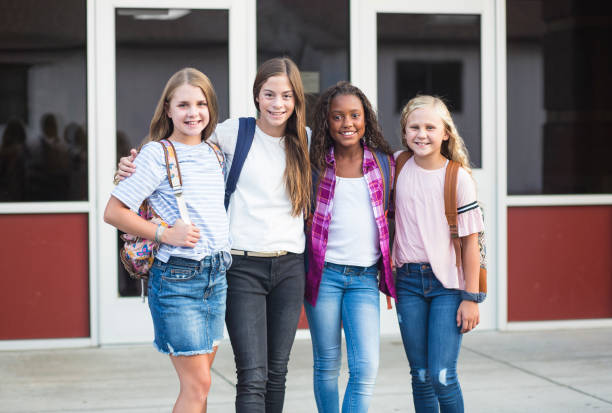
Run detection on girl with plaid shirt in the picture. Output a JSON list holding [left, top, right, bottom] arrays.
[[305, 82, 396, 413]]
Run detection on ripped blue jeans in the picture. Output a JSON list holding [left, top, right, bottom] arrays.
[[395, 263, 464, 413]]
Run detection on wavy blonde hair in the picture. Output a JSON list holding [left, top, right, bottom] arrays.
[[144, 68, 218, 145], [400, 95, 473, 175], [253, 57, 311, 217]]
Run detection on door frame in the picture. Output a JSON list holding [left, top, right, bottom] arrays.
[[350, 0, 500, 331], [94, 0, 256, 344]]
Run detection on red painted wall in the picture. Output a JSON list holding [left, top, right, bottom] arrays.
[[0, 214, 90, 339], [508, 206, 612, 321]]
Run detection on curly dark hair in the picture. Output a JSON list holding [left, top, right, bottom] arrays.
[[310, 81, 393, 171]]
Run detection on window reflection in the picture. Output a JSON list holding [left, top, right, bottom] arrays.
[[0, 0, 87, 202], [507, 0, 612, 195], [377, 13, 482, 164]]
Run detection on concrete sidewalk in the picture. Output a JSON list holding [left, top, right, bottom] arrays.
[[1, 328, 611, 412]]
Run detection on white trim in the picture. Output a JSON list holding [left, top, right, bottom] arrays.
[[0, 338, 93, 351], [506, 319, 612, 331], [229, 0, 257, 118], [507, 195, 612, 207], [87, 0, 99, 347], [0, 202, 89, 214], [495, 0, 509, 330]]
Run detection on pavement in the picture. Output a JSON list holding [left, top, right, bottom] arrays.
[[1, 328, 612, 413]]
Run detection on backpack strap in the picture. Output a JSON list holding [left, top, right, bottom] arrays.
[[371, 150, 391, 213], [159, 139, 191, 224], [224, 117, 256, 210], [206, 141, 225, 171], [444, 159, 461, 268], [393, 151, 413, 193]]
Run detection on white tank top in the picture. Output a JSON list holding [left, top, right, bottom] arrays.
[[324, 176, 381, 267]]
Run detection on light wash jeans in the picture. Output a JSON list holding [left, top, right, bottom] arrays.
[[304, 261, 380, 413], [395, 263, 464, 413]]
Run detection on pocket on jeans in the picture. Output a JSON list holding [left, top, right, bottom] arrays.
[[162, 266, 197, 281]]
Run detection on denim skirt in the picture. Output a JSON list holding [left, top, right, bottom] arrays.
[[147, 251, 230, 356]]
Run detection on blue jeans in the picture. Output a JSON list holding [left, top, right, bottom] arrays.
[[148, 252, 229, 356], [304, 262, 380, 413], [395, 263, 464, 413]]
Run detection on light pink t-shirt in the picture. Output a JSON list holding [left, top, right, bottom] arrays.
[[392, 155, 484, 290]]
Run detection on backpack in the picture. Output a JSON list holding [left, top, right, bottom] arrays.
[[224, 117, 256, 209], [394, 151, 487, 294], [119, 139, 224, 298]]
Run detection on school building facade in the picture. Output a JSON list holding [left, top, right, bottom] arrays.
[[1, 0, 610, 350]]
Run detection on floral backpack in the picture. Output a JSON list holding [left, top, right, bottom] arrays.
[[119, 139, 224, 298]]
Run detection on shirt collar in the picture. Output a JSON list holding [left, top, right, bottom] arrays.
[[325, 141, 377, 172]]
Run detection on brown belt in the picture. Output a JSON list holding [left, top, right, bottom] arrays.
[[230, 249, 288, 258]]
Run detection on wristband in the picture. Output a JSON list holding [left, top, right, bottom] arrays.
[[461, 291, 486, 303], [154, 224, 165, 243]]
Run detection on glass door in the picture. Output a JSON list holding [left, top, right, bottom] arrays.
[[351, 0, 497, 330], [95, 0, 255, 344]]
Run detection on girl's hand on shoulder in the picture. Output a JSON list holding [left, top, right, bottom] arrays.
[[161, 219, 201, 248], [116, 148, 138, 179], [456, 300, 479, 334]]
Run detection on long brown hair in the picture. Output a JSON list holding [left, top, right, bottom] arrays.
[[144, 68, 219, 145], [310, 81, 393, 172], [253, 57, 311, 216]]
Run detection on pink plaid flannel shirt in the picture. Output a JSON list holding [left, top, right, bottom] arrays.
[[305, 144, 396, 306]]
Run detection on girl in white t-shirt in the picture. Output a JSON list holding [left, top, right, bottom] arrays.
[[392, 95, 484, 413]]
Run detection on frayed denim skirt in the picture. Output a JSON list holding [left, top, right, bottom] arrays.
[[147, 251, 230, 356]]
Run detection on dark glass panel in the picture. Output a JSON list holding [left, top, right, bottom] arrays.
[[0, 0, 87, 202], [507, 0, 612, 194]]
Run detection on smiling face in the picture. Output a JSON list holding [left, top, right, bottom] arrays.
[[165, 83, 209, 144], [404, 105, 449, 167], [255, 74, 295, 137], [327, 94, 366, 150]]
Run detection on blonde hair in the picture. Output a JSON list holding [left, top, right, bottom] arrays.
[[253, 57, 311, 217], [144, 68, 219, 145], [400, 95, 473, 175]]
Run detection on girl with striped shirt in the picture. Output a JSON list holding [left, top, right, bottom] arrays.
[[104, 68, 229, 413]]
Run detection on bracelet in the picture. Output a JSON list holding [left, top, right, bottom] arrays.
[[154, 224, 165, 243], [113, 173, 121, 185], [461, 291, 486, 303]]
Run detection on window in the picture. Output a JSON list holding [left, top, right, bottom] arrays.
[[0, 0, 87, 202], [507, 0, 612, 194]]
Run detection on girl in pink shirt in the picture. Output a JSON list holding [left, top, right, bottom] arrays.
[[393, 95, 484, 413]]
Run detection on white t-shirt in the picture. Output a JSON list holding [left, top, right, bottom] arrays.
[[208, 118, 306, 253], [112, 140, 229, 262], [325, 176, 381, 267], [392, 155, 484, 289]]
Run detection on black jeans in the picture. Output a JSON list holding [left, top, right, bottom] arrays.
[[225, 252, 305, 413]]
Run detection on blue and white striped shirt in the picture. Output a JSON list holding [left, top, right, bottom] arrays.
[[112, 140, 229, 262]]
